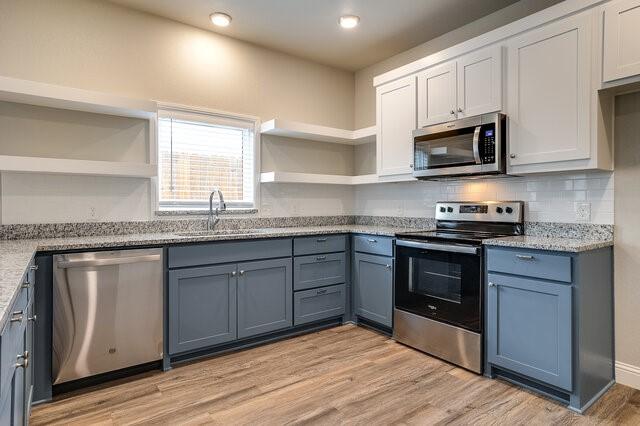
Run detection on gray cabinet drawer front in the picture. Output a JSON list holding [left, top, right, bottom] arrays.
[[487, 248, 572, 283], [353, 235, 394, 256], [294, 284, 346, 326], [487, 273, 572, 391], [294, 253, 346, 291], [168, 238, 292, 268], [294, 235, 346, 256], [1, 287, 28, 401]]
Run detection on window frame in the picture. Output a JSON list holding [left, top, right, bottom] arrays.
[[154, 103, 260, 212]]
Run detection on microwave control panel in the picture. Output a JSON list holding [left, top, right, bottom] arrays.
[[480, 125, 496, 164]]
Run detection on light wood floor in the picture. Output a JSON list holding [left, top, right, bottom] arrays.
[[31, 325, 640, 425]]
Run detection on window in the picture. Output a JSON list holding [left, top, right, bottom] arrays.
[[158, 108, 257, 210]]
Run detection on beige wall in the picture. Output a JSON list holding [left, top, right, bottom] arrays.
[[0, 0, 354, 129], [353, 0, 562, 128], [614, 92, 640, 374]]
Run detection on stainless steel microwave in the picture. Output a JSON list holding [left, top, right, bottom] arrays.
[[412, 113, 506, 179]]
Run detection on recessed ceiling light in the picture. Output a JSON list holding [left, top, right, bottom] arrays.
[[210, 12, 232, 27], [339, 15, 360, 29]]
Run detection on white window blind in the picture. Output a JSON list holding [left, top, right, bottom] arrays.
[[158, 109, 256, 209]]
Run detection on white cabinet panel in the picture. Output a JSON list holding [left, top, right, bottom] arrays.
[[507, 12, 592, 167], [376, 76, 417, 177], [417, 62, 456, 127], [457, 46, 502, 118], [603, 0, 640, 82]]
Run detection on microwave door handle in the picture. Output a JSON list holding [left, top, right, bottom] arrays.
[[472, 126, 482, 165]]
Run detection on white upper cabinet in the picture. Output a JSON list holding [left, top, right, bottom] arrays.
[[417, 62, 456, 127], [506, 12, 592, 168], [376, 75, 417, 176], [457, 46, 503, 119], [603, 0, 640, 83], [417, 46, 502, 127]]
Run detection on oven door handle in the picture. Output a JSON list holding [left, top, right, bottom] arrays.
[[396, 239, 480, 255], [472, 126, 482, 165]]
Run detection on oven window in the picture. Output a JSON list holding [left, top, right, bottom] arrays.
[[409, 257, 462, 304]]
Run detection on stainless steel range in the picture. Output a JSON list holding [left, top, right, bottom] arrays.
[[393, 201, 524, 373]]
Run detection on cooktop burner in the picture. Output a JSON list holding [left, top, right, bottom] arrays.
[[396, 201, 525, 244]]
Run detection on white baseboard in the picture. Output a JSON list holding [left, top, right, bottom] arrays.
[[616, 361, 640, 390]]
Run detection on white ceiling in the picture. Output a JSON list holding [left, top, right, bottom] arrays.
[[109, 0, 524, 71]]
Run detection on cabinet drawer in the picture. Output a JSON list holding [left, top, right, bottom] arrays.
[[168, 238, 292, 268], [294, 284, 346, 325], [0, 287, 28, 401], [294, 253, 346, 291], [487, 248, 571, 283], [294, 235, 346, 256], [353, 235, 394, 256]]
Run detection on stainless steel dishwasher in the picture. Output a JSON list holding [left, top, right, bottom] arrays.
[[52, 248, 163, 384]]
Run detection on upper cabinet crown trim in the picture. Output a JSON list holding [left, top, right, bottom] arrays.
[[0, 76, 157, 119], [373, 0, 606, 87]]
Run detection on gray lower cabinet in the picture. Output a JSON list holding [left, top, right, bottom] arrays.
[[168, 264, 238, 354], [237, 258, 292, 339], [487, 272, 572, 391], [294, 284, 346, 326], [353, 252, 393, 327]]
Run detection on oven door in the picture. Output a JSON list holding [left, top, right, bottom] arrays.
[[395, 240, 482, 333]]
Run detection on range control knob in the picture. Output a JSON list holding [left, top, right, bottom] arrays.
[[439, 207, 446, 213], [505, 207, 514, 214], [447, 207, 454, 213], [496, 207, 504, 214]]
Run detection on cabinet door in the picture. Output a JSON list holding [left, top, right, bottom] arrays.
[[24, 303, 34, 420], [237, 258, 292, 339], [457, 45, 502, 118], [0, 389, 10, 426], [376, 75, 417, 176], [507, 12, 592, 167], [417, 61, 457, 127], [168, 265, 237, 354], [603, 0, 640, 82], [487, 273, 572, 391], [353, 253, 393, 327]]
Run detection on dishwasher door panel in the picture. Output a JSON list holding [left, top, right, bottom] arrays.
[[53, 249, 163, 385]]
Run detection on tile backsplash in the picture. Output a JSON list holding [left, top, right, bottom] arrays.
[[354, 171, 614, 224]]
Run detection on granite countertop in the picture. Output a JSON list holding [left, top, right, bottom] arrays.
[[0, 225, 417, 327], [482, 235, 614, 253]]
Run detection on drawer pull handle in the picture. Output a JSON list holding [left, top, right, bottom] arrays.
[[316, 289, 327, 295], [316, 256, 327, 261], [516, 255, 535, 261], [17, 351, 29, 360], [15, 358, 28, 369], [10, 311, 23, 322], [316, 238, 328, 242], [367, 239, 377, 243]]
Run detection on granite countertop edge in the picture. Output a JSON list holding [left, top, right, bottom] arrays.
[[482, 236, 614, 253]]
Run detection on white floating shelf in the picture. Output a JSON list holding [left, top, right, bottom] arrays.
[[261, 171, 379, 185], [261, 119, 375, 145], [0, 76, 157, 119], [0, 155, 157, 178]]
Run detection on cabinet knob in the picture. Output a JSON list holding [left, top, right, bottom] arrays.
[[385, 264, 392, 269], [30, 265, 38, 271], [231, 271, 237, 276], [409, 164, 414, 168], [17, 351, 29, 360], [239, 270, 245, 276], [510, 154, 516, 159], [488, 282, 496, 287], [28, 315, 37, 322], [457, 108, 463, 113], [450, 110, 455, 115], [15, 358, 28, 369]]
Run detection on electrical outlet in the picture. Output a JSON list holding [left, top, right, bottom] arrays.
[[575, 202, 591, 222]]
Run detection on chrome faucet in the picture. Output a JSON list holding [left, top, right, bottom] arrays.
[[207, 188, 227, 231]]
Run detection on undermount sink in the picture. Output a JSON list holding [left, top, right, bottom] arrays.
[[175, 229, 271, 237]]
